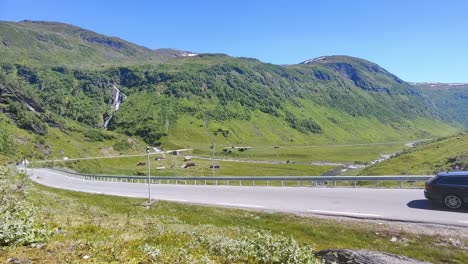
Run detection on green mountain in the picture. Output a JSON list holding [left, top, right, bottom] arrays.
[[412, 82, 468, 128], [0, 20, 463, 163], [0, 20, 194, 68], [360, 83, 468, 175], [108, 54, 457, 148]]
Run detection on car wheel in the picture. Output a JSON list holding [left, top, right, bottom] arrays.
[[443, 194, 463, 209]]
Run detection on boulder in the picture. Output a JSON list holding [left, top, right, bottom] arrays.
[[316, 249, 431, 264]]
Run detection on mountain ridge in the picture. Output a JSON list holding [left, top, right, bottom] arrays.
[[0, 20, 464, 162], [0, 20, 194, 68]]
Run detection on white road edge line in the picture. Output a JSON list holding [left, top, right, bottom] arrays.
[[459, 221, 468, 224], [308, 209, 381, 217], [157, 198, 188, 203], [216, 202, 265, 209]]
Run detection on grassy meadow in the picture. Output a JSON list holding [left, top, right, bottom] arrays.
[[47, 155, 335, 177], [1, 181, 467, 263], [36, 139, 417, 177]]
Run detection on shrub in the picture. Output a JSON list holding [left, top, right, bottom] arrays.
[[0, 166, 51, 246], [83, 129, 114, 141], [193, 230, 319, 263]]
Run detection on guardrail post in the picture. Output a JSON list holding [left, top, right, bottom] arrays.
[[176, 180, 178, 185], [281, 180, 284, 187], [215, 180, 218, 185], [240, 180, 242, 186], [354, 181, 357, 188], [185, 180, 187, 185], [400, 180, 403, 188], [227, 180, 230, 185], [252, 180, 254, 186], [266, 180, 269, 186], [333, 181, 336, 187], [297, 180, 300, 187], [315, 180, 318, 187]]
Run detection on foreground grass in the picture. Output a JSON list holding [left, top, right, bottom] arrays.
[[1, 182, 467, 263]]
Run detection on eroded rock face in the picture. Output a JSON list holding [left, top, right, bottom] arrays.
[[316, 249, 431, 264]]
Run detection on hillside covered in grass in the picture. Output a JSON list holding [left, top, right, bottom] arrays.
[[0, 20, 466, 163], [361, 132, 468, 175], [108, 54, 459, 147], [0, 20, 192, 68], [413, 82, 468, 128]]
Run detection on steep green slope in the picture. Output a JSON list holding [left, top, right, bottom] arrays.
[[413, 82, 468, 127], [108, 54, 457, 146], [0, 68, 145, 164], [0, 20, 191, 68], [0, 64, 114, 127], [361, 132, 468, 175], [0, 110, 146, 165], [0, 20, 462, 162]]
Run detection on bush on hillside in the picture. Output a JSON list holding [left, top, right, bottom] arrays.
[[0, 129, 14, 156], [285, 111, 322, 134], [0, 166, 50, 246], [83, 129, 114, 141]]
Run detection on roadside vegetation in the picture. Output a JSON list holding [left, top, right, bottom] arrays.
[[0, 166, 50, 247], [1, 175, 467, 263], [361, 132, 468, 175]]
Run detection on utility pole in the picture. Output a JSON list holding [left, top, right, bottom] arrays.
[[211, 141, 215, 177], [146, 146, 151, 203]]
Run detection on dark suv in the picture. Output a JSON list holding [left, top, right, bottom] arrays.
[[424, 171, 468, 209]]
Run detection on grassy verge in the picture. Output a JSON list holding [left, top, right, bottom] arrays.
[[1, 182, 467, 263], [48, 156, 336, 176]]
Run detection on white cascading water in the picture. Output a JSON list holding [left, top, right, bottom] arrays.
[[114, 87, 121, 111], [104, 84, 123, 129]]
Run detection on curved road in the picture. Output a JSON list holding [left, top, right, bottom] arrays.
[[30, 168, 468, 227]]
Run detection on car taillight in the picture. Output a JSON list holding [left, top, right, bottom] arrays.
[[425, 182, 432, 190]]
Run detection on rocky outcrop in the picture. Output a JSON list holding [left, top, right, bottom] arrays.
[[316, 249, 431, 264]]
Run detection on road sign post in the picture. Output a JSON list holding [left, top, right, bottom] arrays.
[[146, 146, 151, 203], [211, 141, 215, 177]]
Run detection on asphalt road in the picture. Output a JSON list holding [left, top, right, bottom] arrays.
[[30, 168, 468, 227]]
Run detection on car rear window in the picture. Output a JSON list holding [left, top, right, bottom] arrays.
[[438, 176, 468, 185]]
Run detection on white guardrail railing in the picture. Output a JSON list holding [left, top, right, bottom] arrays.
[[46, 168, 433, 188]]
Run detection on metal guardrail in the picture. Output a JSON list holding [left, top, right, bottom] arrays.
[[45, 168, 433, 188]]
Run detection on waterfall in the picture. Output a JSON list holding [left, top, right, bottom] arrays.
[[104, 84, 124, 129], [114, 88, 121, 111]]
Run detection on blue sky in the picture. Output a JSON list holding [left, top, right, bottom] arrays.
[[1, 0, 467, 82]]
